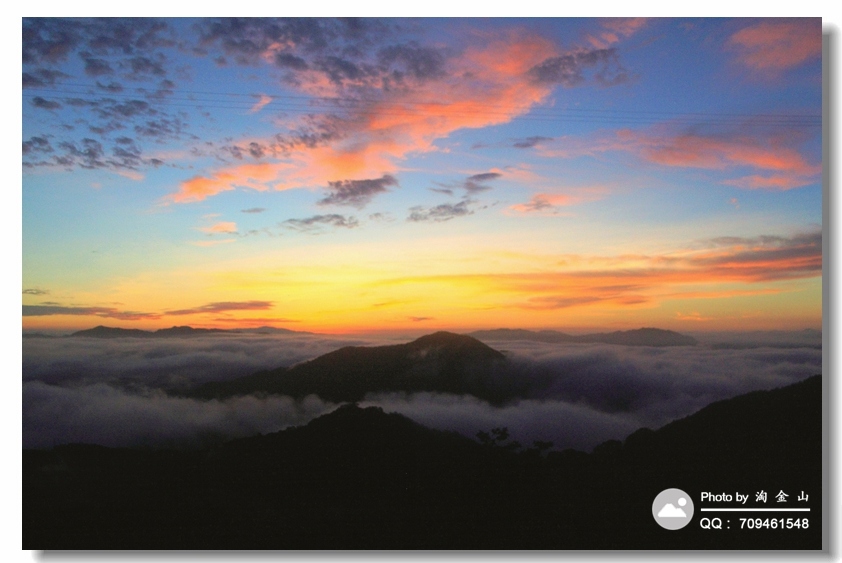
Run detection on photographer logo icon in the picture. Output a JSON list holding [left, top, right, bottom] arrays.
[[652, 488, 694, 530]]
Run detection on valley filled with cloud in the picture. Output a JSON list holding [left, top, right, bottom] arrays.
[[23, 330, 821, 451]]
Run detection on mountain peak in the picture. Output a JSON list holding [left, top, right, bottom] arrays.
[[407, 331, 505, 359], [71, 325, 150, 338], [190, 331, 507, 403]]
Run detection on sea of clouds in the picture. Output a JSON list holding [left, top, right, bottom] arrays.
[[22, 330, 822, 451]]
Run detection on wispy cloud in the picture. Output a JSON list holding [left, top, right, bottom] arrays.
[[509, 187, 608, 214], [23, 288, 50, 296], [407, 200, 477, 223], [379, 231, 821, 311], [512, 136, 553, 149], [282, 214, 359, 232], [586, 18, 648, 49], [249, 94, 273, 113], [623, 128, 816, 171], [165, 301, 274, 316], [22, 304, 160, 321], [22, 300, 276, 320], [552, 126, 822, 191], [463, 172, 502, 194]]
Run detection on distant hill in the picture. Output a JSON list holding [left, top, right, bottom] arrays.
[[70, 325, 153, 338], [69, 325, 310, 338], [190, 331, 508, 403], [470, 327, 697, 346], [23, 375, 821, 549]]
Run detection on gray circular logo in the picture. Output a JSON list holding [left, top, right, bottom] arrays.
[[652, 488, 694, 530]]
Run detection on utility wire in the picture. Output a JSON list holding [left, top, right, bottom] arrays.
[[23, 83, 821, 128]]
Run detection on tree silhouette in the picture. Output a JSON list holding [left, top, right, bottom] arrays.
[[476, 427, 521, 451]]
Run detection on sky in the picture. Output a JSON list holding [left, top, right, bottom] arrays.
[[21, 17, 824, 334]]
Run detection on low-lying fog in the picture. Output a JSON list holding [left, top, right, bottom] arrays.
[[23, 330, 822, 452]]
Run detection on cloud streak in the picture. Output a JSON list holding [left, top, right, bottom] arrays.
[[165, 300, 273, 316], [282, 214, 359, 231], [381, 230, 822, 310], [198, 221, 238, 234], [619, 129, 820, 189], [23, 305, 160, 321], [535, 125, 821, 191], [22, 300, 276, 321]]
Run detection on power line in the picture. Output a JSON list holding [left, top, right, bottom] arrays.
[[23, 83, 821, 128]]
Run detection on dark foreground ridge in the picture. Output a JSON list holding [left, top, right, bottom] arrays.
[[24, 375, 821, 549], [470, 326, 698, 346], [191, 330, 509, 403]]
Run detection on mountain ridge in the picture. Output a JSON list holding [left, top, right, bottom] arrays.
[[24, 375, 821, 549], [66, 324, 696, 347], [469, 326, 697, 346], [69, 325, 311, 338]]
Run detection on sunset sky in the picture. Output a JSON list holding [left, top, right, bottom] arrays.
[[21, 17, 823, 334]]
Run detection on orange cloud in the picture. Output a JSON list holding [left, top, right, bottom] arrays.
[[378, 231, 821, 311], [198, 221, 237, 234], [675, 311, 713, 322], [165, 162, 291, 204], [729, 19, 821, 74]]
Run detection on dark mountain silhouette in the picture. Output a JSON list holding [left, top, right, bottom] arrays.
[[231, 326, 307, 335], [470, 326, 697, 346], [24, 375, 821, 549], [582, 327, 697, 346], [69, 325, 310, 338], [190, 331, 509, 403], [70, 325, 153, 338]]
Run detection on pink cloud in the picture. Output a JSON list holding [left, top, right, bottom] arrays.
[[723, 174, 817, 191], [611, 128, 820, 190], [728, 19, 821, 74], [165, 32, 563, 203], [587, 18, 648, 49], [510, 187, 608, 214], [249, 94, 273, 113]]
